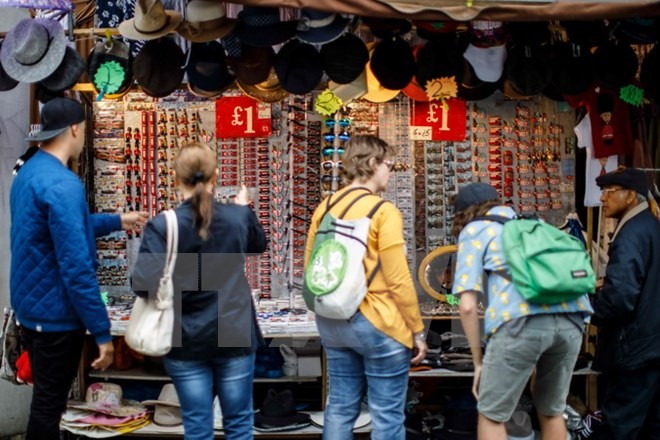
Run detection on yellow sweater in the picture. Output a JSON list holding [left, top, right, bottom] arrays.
[[304, 187, 424, 348]]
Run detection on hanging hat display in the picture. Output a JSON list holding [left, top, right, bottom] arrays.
[[237, 68, 288, 103], [592, 40, 638, 89], [87, 39, 133, 99], [177, 1, 236, 43], [39, 46, 85, 93], [370, 36, 415, 91], [463, 20, 508, 84], [320, 33, 368, 85], [296, 9, 350, 44], [186, 41, 235, 98], [416, 39, 464, 92], [640, 43, 660, 103], [361, 16, 411, 39], [362, 42, 399, 103], [227, 43, 275, 87], [0, 41, 19, 91], [273, 39, 323, 96], [457, 59, 500, 101], [548, 42, 593, 96], [505, 44, 552, 96], [69, 383, 147, 418], [133, 38, 184, 98], [234, 7, 298, 48], [118, 0, 182, 41], [0, 18, 67, 83]]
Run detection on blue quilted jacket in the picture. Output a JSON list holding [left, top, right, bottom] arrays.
[[10, 150, 121, 344]]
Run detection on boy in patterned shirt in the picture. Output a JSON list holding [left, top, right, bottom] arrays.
[[451, 182, 592, 440]]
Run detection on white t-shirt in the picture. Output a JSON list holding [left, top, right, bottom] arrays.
[[575, 114, 618, 207]]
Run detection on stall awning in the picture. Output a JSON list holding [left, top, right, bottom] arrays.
[[226, 0, 660, 21]]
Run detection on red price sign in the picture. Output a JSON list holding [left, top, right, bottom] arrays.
[[216, 96, 272, 138], [410, 98, 467, 141]]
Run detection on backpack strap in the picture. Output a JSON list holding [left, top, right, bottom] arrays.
[[363, 200, 388, 288], [320, 187, 371, 222], [471, 215, 511, 224], [338, 192, 373, 219]]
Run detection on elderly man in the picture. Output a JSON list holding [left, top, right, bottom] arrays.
[[592, 167, 660, 440]]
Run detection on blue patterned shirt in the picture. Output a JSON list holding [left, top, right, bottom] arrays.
[[452, 206, 593, 338]]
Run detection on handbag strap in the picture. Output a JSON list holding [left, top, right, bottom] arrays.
[[162, 209, 179, 278]]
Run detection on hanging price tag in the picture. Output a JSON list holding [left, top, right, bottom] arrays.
[[410, 98, 467, 141], [216, 96, 272, 138], [409, 126, 432, 140]]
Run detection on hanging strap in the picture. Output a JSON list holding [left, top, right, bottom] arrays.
[[158, 210, 179, 303], [321, 187, 372, 221]]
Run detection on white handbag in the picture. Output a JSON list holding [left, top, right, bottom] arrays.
[[125, 210, 178, 356]]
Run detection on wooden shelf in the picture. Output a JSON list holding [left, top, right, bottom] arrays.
[[409, 367, 599, 378], [89, 368, 321, 383]]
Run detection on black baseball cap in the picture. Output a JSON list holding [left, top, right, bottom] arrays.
[[26, 97, 85, 142], [454, 182, 499, 212], [596, 167, 648, 196]]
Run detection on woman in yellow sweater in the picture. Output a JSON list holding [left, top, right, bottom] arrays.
[[305, 135, 427, 439]]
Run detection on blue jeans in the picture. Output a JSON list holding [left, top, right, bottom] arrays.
[[164, 353, 255, 440], [317, 312, 412, 440]]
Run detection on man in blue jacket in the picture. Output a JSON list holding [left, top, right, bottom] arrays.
[[10, 98, 148, 440], [593, 167, 660, 440]]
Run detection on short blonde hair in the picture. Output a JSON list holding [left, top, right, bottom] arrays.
[[340, 135, 396, 182]]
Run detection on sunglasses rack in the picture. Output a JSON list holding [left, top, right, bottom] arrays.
[[321, 110, 350, 196]]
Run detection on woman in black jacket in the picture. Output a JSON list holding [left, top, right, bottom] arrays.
[[132, 143, 266, 440]]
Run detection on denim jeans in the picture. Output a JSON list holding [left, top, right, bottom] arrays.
[[21, 328, 85, 440], [317, 312, 412, 440], [164, 353, 255, 440]]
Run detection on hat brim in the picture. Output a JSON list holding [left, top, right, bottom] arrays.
[[177, 19, 237, 43], [308, 410, 371, 429], [237, 78, 288, 103], [254, 411, 311, 430], [68, 400, 147, 418], [118, 12, 182, 41], [187, 76, 235, 98], [40, 46, 86, 92], [234, 21, 298, 47], [0, 18, 67, 83], [25, 126, 68, 142], [296, 17, 350, 44], [141, 400, 180, 408]]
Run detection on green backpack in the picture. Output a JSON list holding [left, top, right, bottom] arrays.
[[474, 215, 596, 304], [303, 188, 386, 319]]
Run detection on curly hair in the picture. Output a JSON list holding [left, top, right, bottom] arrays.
[[451, 200, 500, 239]]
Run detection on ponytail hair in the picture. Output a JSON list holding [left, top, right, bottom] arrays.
[[174, 142, 216, 240]]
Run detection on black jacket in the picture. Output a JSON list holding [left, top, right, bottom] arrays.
[[131, 200, 267, 360], [592, 208, 660, 372]]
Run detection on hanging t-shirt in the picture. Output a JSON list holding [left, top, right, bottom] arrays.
[[565, 86, 633, 158], [574, 113, 618, 207]]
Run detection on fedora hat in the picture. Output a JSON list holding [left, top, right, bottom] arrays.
[[39, 46, 85, 93], [0, 18, 66, 83], [320, 33, 368, 85], [237, 68, 288, 103], [142, 384, 183, 426], [178, 1, 236, 43], [254, 389, 312, 432], [592, 40, 638, 89], [118, 0, 182, 41], [296, 9, 350, 44], [363, 42, 399, 103], [227, 43, 274, 86], [134, 37, 184, 98], [273, 39, 322, 95], [186, 41, 235, 98], [370, 36, 415, 91], [234, 6, 298, 48], [69, 382, 147, 418], [0, 41, 18, 91], [88, 39, 133, 100], [506, 410, 534, 440]]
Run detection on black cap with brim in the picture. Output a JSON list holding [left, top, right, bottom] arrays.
[[454, 182, 499, 213], [595, 167, 648, 196], [26, 97, 85, 142]]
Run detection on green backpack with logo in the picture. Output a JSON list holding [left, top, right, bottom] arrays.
[[303, 189, 386, 319], [475, 215, 595, 304]]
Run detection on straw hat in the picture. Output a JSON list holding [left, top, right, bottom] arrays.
[[237, 68, 288, 103], [118, 0, 182, 41], [177, 1, 236, 43]]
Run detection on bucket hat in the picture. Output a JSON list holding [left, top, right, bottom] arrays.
[[0, 18, 67, 83], [133, 37, 184, 98], [273, 39, 322, 95], [25, 97, 85, 142], [254, 389, 312, 432], [320, 33, 368, 85], [237, 68, 288, 103], [506, 410, 535, 440], [142, 384, 183, 426], [69, 383, 147, 418], [118, 0, 182, 41], [370, 36, 415, 91], [0, 41, 19, 91], [39, 46, 85, 93], [225, 42, 275, 86], [177, 0, 236, 43], [296, 9, 350, 44], [186, 41, 234, 98], [234, 7, 298, 48], [363, 42, 399, 103], [87, 39, 133, 99]]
